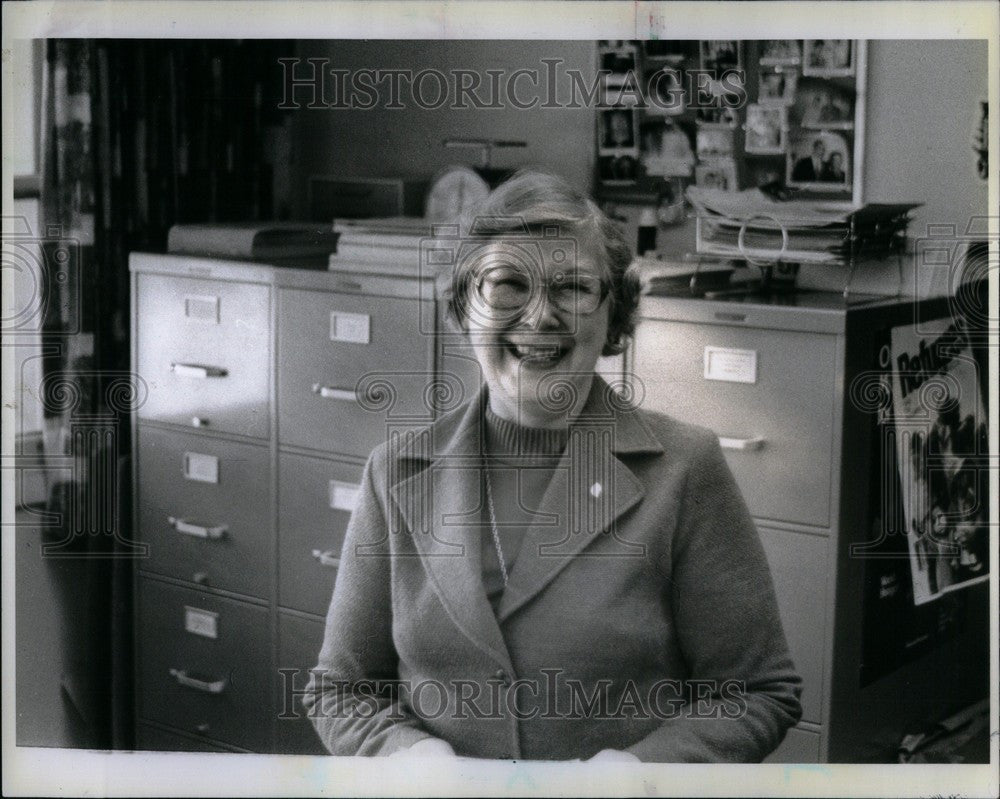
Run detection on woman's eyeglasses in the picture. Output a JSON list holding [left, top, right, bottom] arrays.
[[475, 267, 609, 315]]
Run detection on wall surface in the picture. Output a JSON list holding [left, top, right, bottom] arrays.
[[809, 39, 991, 295], [290, 40, 596, 217], [289, 38, 989, 295], [864, 39, 989, 238]]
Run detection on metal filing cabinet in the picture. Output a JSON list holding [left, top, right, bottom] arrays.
[[130, 251, 477, 753], [632, 291, 987, 763]]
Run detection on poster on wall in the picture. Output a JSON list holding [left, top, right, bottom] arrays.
[[889, 315, 990, 605]]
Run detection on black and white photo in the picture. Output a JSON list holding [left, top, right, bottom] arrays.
[[758, 68, 797, 106], [759, 39, 802, 66], [599, 107, 638, 151], [3, 4, 996, 799], [745, 103, 787, 153], [803, 39, 855, 77], [787, 129, 851, 186]]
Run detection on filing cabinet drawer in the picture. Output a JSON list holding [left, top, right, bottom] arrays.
[[278, 288, 435, 458], [136, 273, 270, 439], [136, 723, 242, 752], [137, 425, 271, 599], [278, 452, 363, 616], [634, 319, 837, 527], [137, 579, 270, 751], [276, 612, 327, 754], [758, 526, 829, 725], [764, 725, 821, 763]]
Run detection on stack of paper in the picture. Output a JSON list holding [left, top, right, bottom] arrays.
[[686, 187, 920, 265], [329, 217, 432, 274]]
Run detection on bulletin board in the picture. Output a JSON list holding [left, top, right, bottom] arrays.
[[594, 39, 867, 207]]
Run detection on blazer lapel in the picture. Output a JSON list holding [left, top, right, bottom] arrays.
[[388, 392, 512, 667], [496, 379, 662, 623], [495, 432, 646, 622]]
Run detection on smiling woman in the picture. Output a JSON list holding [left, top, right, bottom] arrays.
[[303, 171, 803, 762], [446, 173, 635, 427]]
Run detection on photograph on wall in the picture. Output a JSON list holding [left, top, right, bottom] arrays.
[[794, 76, 856, 128], [597, 154, 638, 183], [744, 103, 787, 153], [696, 125, 736, 159], [646, 66, 687, 115], [598, 42, 638, 86], [695, 158, 738, 191], [700, 39, 741, 71], [641, 118, 695, 177], [696, 105, 740, 127], [758, 68, 798, 105], [598, 107, 638, 152], [759, 39, 802, 66], [786, 129, 851, 187], [642, 39, 693, 60], [600, 108, 636, 155], [889, 317, 990, 606], [802, 39, 855, 76]]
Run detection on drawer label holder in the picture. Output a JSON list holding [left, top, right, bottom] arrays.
[[184, 452, 220, 484], [330, 311, 371, 344], [184, 294, 220, 324], [184, 606, 220, 639], [329, 480, 361, 513], [704, 346, 758, 384]]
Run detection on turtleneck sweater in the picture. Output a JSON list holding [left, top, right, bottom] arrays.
[[481, 404, 569, 612]]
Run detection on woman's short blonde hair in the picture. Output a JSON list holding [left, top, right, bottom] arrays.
[[447, 170, 639, 357]]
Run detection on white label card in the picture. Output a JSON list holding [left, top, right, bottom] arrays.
[[704, 346, 758, 384], [184, 295, 220, 323], [184, 452, 220, 484], [184, 606, 219, 639], [329, 480, 361, 513], [330, 311, 371, 344]]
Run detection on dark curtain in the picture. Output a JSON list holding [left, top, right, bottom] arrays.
[[39, 38, 292, 750]]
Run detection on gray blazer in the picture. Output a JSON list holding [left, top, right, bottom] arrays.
[[304, 377, 802, 761]]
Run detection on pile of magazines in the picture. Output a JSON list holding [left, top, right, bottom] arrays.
[[328, 216, 430, 274], [686, 186, 921, 266]]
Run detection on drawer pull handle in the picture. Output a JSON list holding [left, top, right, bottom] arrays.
[[312, 383, 356, 402], [718, 436, 766, 452], [168, 516, 228, 540], [311, 549, 341, 569], [169, 668, 228, 694], [171, 362, 228, 379]]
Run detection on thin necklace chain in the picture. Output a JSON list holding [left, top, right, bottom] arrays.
[[483, 467, 509, 587]]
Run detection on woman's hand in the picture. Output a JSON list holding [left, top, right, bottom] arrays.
[[391, 736, 458, 758], [587, 748, 641, 763]]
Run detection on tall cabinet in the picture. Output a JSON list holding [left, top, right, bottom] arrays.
[[130, 252, 477, 753], [632, 291, 987, 762]]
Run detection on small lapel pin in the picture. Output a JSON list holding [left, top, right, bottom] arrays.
[[590, 482, 603, 499]]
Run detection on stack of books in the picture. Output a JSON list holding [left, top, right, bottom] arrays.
[[328, 216, 432, 275], [167, 222, 340, 261], [686, 187, 921, 266]]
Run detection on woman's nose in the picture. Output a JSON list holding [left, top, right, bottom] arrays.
[[519, 288, 562, 331]]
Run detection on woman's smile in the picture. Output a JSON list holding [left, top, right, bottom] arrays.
[[501, 336, 573, 368]]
